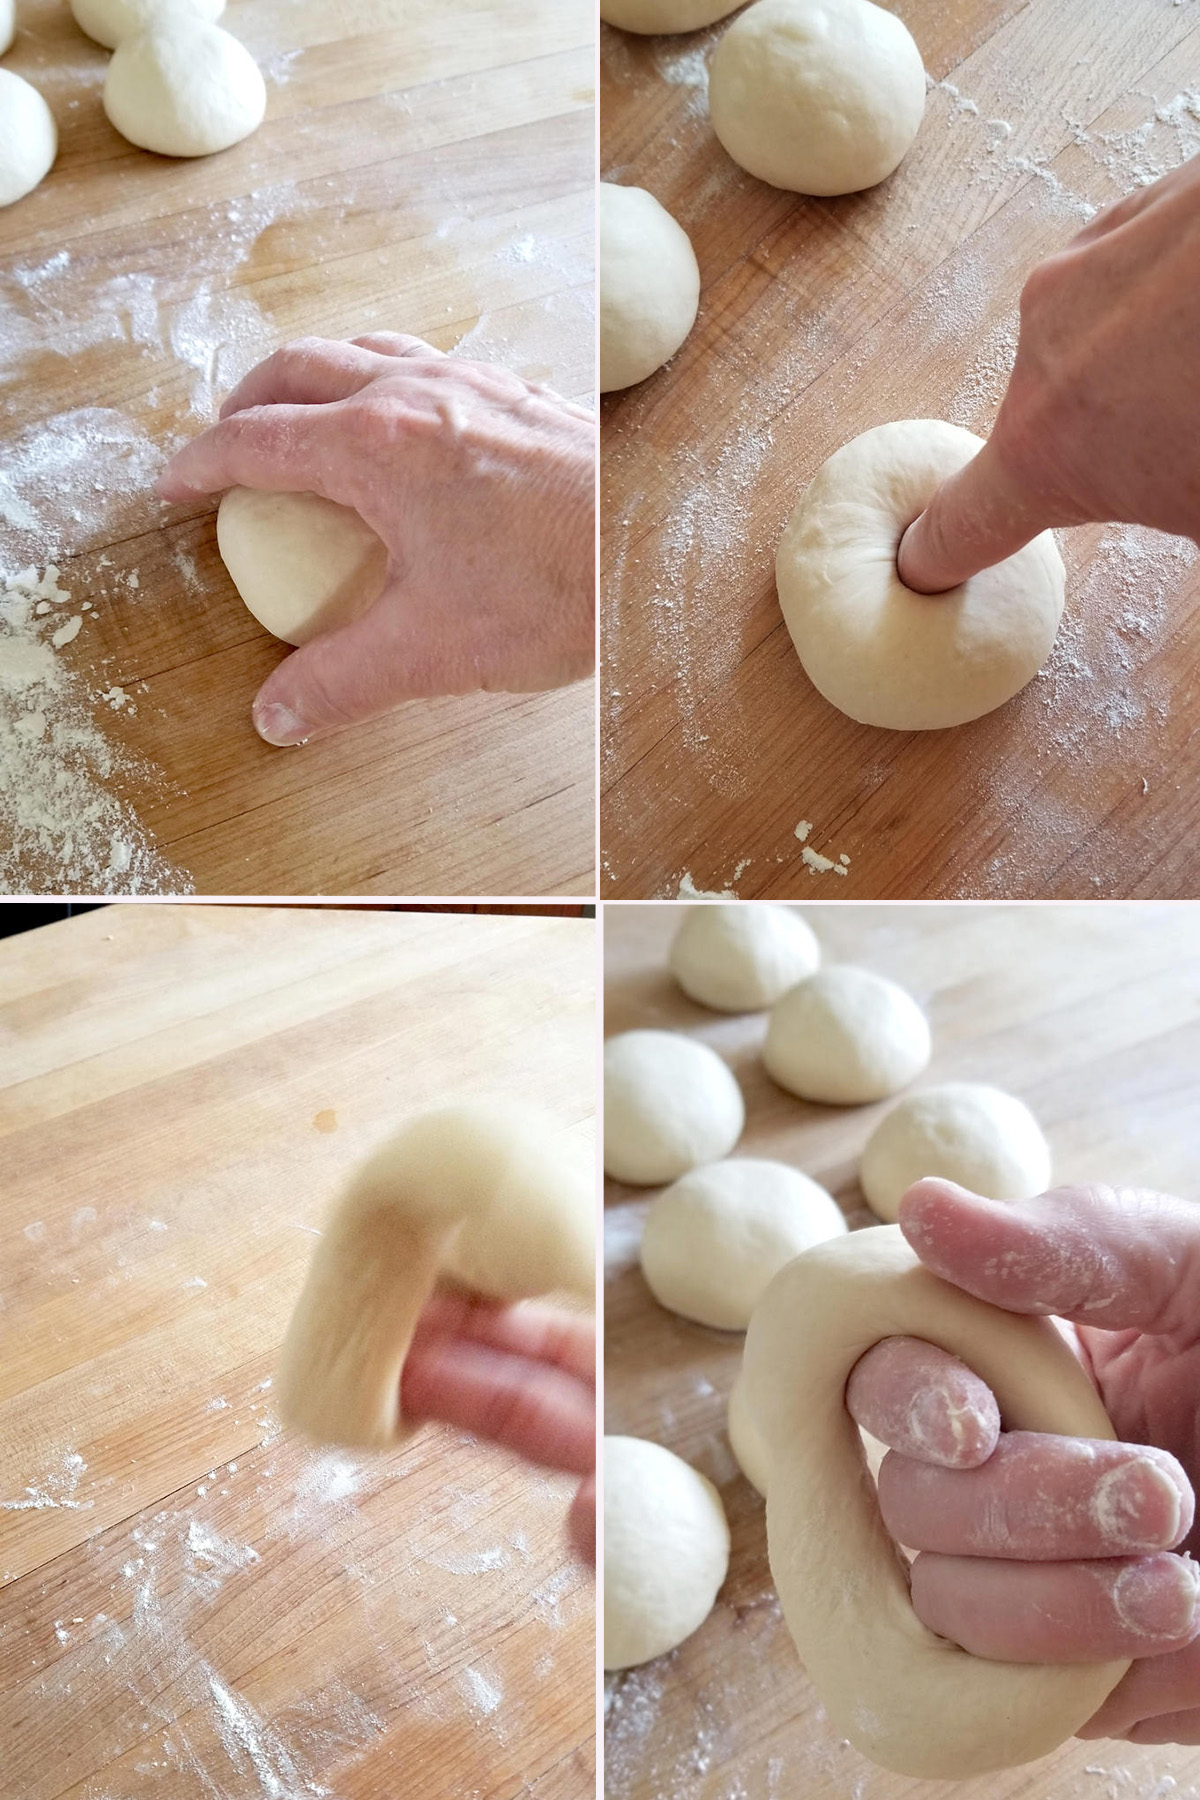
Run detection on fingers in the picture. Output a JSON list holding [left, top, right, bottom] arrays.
[[910, 1550, 1200, 1663], [411, 1289, 595, 1388], [157, 405, 350, 504], [216, 339, 391, 421], [400, 1334, 594, 1476], [846, 1336, 999, 1468], [1080, 1632, 1200, 1739], [878, 1432, 1193, 1559], [895, 434, 1054, 593]]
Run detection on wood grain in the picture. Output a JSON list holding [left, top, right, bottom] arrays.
[[600, 0, 1200, 900], [604, 900, 1200, 1800], [0, 902, 596, 1800]]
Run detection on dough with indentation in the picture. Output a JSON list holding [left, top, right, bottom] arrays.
[[217, 487, 389, 646]]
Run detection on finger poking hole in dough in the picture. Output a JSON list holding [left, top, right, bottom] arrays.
[[217, 487, 389, 645], [861, 1083, 1052, 1223], [604, 1030, 744, 1185], [668, 902, 820, 1012], [600, 183, 700, 393], [103, 18, 266, 158], [763, 964, 930, 1105], [604, 1435, 730, 1669]]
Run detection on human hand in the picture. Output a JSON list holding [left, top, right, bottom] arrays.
[[158, 334, 596, 745], [401, 1289, 596, 1566], [847, 1178, 1200, 1743], [898, 152, 1200, 592]]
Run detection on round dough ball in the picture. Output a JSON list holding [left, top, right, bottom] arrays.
[[605, 1435, 730, 1669], [860, 1082, 1052, 1223], [600, 183, 700, 393], [0, 71, 56, 209], [764, 965, 930, 1105], [669, 903, 819, 1012], [642, 1157, 846, 1329], [709, 0, 925, 195], [103, 18, 265, 157], [604, 1030, 744, 1185], [0, 0, 15, 57], [601, 0, 741, 30], [776, 420, 1066, 730], [217, 488, 389, 646], [71, 0, 224, 51]]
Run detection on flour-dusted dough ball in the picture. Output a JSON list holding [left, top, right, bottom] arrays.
[[217, 488, 389, 646], [600, 183, 700, 393], [0, 70, 56, 208], [104, 18, 265, 157], [604, 1030, 744, 1185], [605, 1435, 730, 1669], [669, 903, 819, 1012], [861, 1082, 1052, 1223], [764, 965, 930, 1105], [777, 420, 1066, 730], [71, 0, 224, 50], [601, 0, 741, 30], [0, 0, 15, 56], [642, 1157, 845, 1329], [709, 0, 925, 194]]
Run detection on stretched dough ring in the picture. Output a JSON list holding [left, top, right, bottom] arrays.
[[741, 1225, 1128, 1778], [277, 1102, 595, 1448]]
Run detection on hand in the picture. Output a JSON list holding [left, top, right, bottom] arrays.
[[401, 1289, 596, 1566], [898, 152, 1200, 592], [158, 334, 596, 745], [847, 1178, 1200, 1743]]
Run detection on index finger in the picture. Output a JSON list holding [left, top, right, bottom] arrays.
[[156, 404, 353, 503], [411, 1289, 595, 1388], [896, 434, 1053, 595]]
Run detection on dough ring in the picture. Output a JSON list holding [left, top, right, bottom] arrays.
[[741, 1225, 1128, 1778], [277, 1102, 595, 1449]]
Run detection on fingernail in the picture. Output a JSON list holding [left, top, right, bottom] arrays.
[[254, 702, 309, 747], [1092, 1458, 1183, 1550], [910, 1386, 993, 1466], [1113, 1557, 1200, 1637]]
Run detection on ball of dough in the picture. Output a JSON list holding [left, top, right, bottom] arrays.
[[669, 903, 819, 1012], [860, 1081, 1052, 1223], [71, 0, 224, 51], [763, 965, 929, 1105], [0, 71, 57, 209], [103, 18, 265, 157], [709, 0, 925, 195], [605, 1435, 730, 1669], [0, 0, 15, 57], [776, 420, 1066, 730], [601, 0, 741, 30], [604, 1030, 744, 1185], [217, 488, 389, 646], [642, 1157, 846, 1329], [600, 183, 700, 393]]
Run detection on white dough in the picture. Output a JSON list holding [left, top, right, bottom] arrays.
[[763, 965, 929, 1104], [642, 1157, 845, 1328], [669, 903, 819, 1012], [860, 1081, 1052, 1222], [776, 420, 1066, 729], [600, 0, 741, 30], [727, 1367, 769, 1492], [0, 70, 56, 208], [103, 18, 265, 158], [600, 183, 700, 393], [217, 488, 389, 646], [604, 1030, 744, 1185], [709, 0, 925, 195], [71, 0, 224, 51], [604, 1435, 730, 1669], [0, 0, 15, 56]]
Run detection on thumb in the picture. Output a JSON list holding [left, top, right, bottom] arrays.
[[895, 435, 1052, 594]]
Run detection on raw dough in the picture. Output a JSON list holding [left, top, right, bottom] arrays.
[[605, 1435, 730, 1668], [600, 0, 741, 30], [709, 0, 925, 194], [217, 487, 389, 646], [0, 0, 14, 56], [861, 1081, 1052, 1222], [276, 1102, 594, 1448], [600, 183, 700, 392], [763, 964, 929, 1104], [669, 902, 819, 1011], [742, 1226, 1128, 1776], [776, 420, 1066, 729], [641, 1157, 845, 1328], [729, 1361, 890, 1497], [604, 1030, 744, 1185], [103, 18, 265, 157], [71, 0, 224, 50], [0, 70, 56, 208]]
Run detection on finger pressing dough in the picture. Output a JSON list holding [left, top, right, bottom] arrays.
[[104, 18, 265, 157], [742, 1226, 1128, 1776], [861, 1081, 1052, 1222], [605, 1435, 730, 1669], [669, 902, 819, 1012], [600, 183, 700, 393], [600, 0, 741, 30], [217, 487, 390, 646], [604, 1030, 744, 1185], [763, 964, 930, 1104], [277, 1102, 595, 1449], [0, 70, 56, 208], [71, 0, 224, 50]]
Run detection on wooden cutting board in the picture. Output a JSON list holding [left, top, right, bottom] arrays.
[[0, 0, 594, 898], [0, 902, 596, 1800], [600, 0, 1200, 900], [605, 900, 1200, 1800]]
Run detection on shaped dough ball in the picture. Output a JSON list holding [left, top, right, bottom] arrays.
[[669, 903, 819, 1012], [104, 19, 265, 157], [71, 0, 224, 50], [764, 965, 929, 1104], [642, 1157, 845, 1329], [861, 1082, 1052, 1223], [605, 1436, 730, 1669], [600, 183, 699, 393], [604, 1030, 744, 1185], [601, 0, 742, 30], [0, 71, 57, 209], [217, 488, 389, 646], [0, 0, 14, 56], [777, 420, 1066, 729], [709, 0, 925, 195]]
